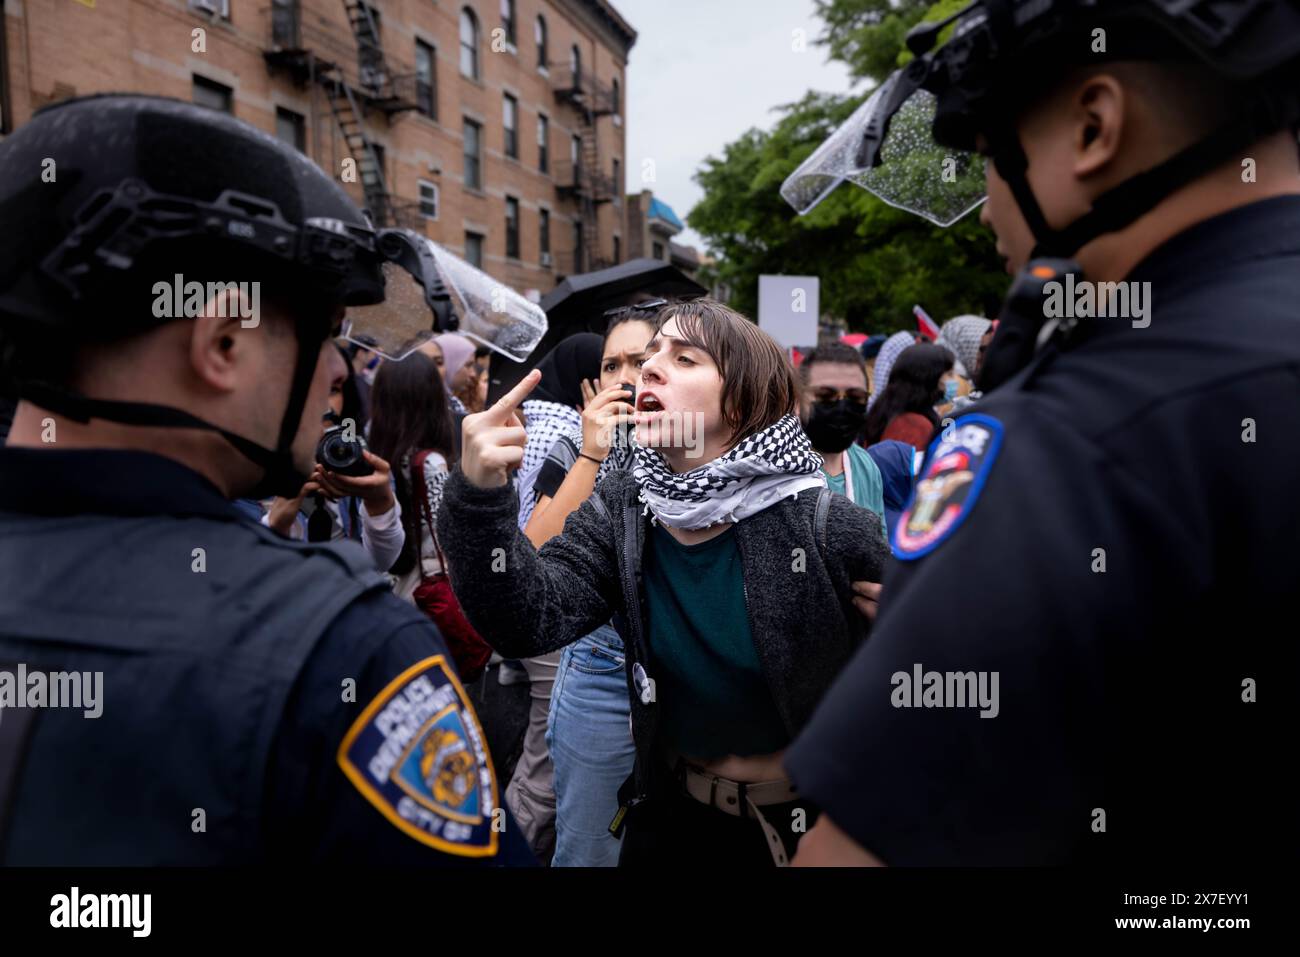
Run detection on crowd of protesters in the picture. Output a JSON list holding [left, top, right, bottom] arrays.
[[208, 294, 990, 867]]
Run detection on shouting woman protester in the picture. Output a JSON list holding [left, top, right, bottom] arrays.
[[438, 300, 888, 866]]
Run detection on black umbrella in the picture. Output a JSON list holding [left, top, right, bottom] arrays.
[[487, 258, 707, 404]]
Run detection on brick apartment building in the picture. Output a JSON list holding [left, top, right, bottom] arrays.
[[0, 0, 636, 298]]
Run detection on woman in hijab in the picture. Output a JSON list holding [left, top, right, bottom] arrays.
[[515, 332, 604, 530], [936, 315, 992, 381], [496, 330, 603, 861], [421, 333, 478, 414], [866, 331, 918, 412]]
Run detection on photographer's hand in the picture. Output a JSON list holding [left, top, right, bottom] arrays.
[[267, 480, 319, 536], [314, 451, 395, 515]]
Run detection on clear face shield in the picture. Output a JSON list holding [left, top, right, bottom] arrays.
[[340, 229, 547, 362], [780, 63, 986, 227]]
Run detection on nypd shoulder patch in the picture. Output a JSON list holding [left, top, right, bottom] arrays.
[[893, 413, 1003, 561], [337, 655, 499, 857]]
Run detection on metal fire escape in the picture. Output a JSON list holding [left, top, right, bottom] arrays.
[[265, 0, 421, 229], [550, 65, 617, 273]]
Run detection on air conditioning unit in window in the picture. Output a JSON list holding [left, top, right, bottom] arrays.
[[540, 252, 553, 268], [190, 0, 228, 18]]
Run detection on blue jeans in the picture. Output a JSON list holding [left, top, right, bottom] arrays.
[[546, 623, 635, 867]]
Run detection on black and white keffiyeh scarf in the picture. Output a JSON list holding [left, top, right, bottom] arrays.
[[631, 414, 825, 530], [516, 399, 583, 529]]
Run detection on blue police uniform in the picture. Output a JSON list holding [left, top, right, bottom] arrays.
[[786, 195, 1300, 865], [0, 447, 534, 866]]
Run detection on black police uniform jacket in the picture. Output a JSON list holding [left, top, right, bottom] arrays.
[[0, 449, 533, 865], [785, 195, 1300, 866]]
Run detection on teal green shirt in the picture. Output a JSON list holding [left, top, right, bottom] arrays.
[[642, 523, 788, 760], [822, 443, 888, 537]]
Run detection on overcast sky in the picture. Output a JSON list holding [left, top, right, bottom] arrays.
[[616, 0, 860, 252]]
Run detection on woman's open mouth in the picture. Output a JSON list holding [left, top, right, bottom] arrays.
[[635, 392, 667, 421]]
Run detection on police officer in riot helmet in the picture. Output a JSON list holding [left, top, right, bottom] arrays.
[[0, 95, 533, 865], [781, 1, 1299, 864]]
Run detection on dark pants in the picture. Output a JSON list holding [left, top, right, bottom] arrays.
[[617, 766, 815, 867]]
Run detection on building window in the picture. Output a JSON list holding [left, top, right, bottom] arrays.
[[459, 8, 479, 80], [570, 45, 581, 85], [539, 209, 550, 259], [505, 197, 520, 259], [189, 0, 230, 18], [537, 114, 549, 173], [463, 119, 482, 190], [613, 235, 620, 263], [612, 76, 621, 116], [574, 221, 584, 273], [612, 158, 621, 204], [271, 0, 299, 47], [275, 107, 306, 152], [192, 75, 233, 113], [500, 0, 517, 48], [535, 16, 548, 70], [653, 241, 664, 261], [503, 94, 518, 159], [465, 232, 484, 269], [418, 180, 440, 220], [415, 40, 437, 120]]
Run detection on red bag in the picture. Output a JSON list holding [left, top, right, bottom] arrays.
[[408, 451, 493, 683]]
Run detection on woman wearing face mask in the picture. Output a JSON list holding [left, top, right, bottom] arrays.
[[437, 299, 888, 866], [525, 304, 655, 867], [860, 343, 955, 451]]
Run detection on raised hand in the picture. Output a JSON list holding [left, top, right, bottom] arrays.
[[460, 368, 541, 488], [579, 384, 636, 462]]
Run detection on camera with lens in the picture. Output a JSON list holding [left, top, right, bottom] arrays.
[[315, 420, 374, 477]]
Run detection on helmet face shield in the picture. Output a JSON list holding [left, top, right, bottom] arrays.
[[424, 240, 548, 362], [340, 230, 547, 362], [780, 83, 894, 216], [782, 74, 986, 227], [340, 260, 438, 360]]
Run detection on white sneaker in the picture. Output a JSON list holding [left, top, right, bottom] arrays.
[[497, 661, 530, 686]]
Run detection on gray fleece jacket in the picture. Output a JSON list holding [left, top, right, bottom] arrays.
[[436, 467, 889, 799]]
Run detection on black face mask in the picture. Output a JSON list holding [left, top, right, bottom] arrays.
[[803, 399, 868, 453]]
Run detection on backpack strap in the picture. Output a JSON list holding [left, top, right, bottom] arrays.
[[813, 487, 832, 563], [408, 449, 449, 575]]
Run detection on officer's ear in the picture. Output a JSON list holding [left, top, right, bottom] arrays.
[[1070, 71, 1127, 179], [188, 286, 261, 393]]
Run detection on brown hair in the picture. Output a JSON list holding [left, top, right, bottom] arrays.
[[650, 298, 799, 446]]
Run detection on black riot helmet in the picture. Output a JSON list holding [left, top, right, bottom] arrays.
[[0, 94, 545, 495], [783, 0, 1300, 258], [781, 1, 1300, 393]]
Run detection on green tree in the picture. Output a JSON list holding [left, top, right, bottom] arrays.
[[689, 0, 1004, 334]]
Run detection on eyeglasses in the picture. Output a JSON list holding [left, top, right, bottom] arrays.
[[811, 387, 870, 409], [603, 298, 669, 319]]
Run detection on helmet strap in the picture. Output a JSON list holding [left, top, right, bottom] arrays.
[[16, 314, 333, 499], [989, 89, 1298, 261]]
